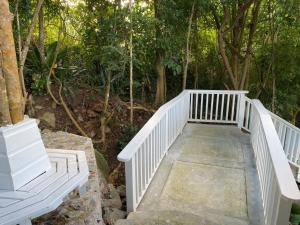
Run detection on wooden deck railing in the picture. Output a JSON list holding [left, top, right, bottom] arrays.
[[250, 100, 300, 225], [270, 112, 300, 171], [118, 89, 300, 225], [117, 91, 189, 212]]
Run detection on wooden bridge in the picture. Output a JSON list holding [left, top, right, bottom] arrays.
[[117, 90, 300, 225]]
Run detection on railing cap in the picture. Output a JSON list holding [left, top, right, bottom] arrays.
[[186, 89, 249, 94]]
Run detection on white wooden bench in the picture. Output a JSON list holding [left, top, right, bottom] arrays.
[[0, 149, 89, 225]]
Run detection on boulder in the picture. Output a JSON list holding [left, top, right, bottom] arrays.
[[116, 185, 126, 198], [103, 207, 126, 225], [102, 184, 122, 209], [40, 112, 56, 128]]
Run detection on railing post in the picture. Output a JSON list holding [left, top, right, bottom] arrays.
[[275, 197, 293, 225], [125, 158, 136, 212], [238, 94, 246, 128], [165, 113, 169, 152]]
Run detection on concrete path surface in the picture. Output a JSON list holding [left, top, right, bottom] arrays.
[[129, 124, 265, 225]]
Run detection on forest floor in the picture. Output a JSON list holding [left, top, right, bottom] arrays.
[[30, 86, 154, 186]]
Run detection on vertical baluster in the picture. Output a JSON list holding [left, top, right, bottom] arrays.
[[156, 125, 159, 167], [153, 127, 156, 170], [168, 111, 171, 147], [205, 94, 209, 121], [281, 126, 287, 151], [285, 129, 292, 159], [231, 94, 236, 122], [195, 93, 198, 120], [145, 139, 149, 185], [225, 94, 230, 121], [189, 93, 193, 119], [210, 94, 214, 121], [149, 130, 153, 177], [215, 94, 219, 121], [291, 133, 299, 163], [294, 136, 300, 165], [147, 137, 151, 183], [245, 101, 250, 129], [221, 94, 224, 121], [200, 93, 203, 120], [138, 150, 142, 197], [165, 114, 168, 152], [278, 123, 283, 145], [159, 121, 162, 159], [142, 143, 146, 191]]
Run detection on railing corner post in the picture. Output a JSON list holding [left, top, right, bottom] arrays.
[[238, 94, 246, 129], [125, 158, 136, 213], [275, 197, 293, 225]]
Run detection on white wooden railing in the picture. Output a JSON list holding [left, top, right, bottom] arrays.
[[188, 90, 248, 127], [270, 112, 300, 170], [118, 89, 300, 225], [250, 100, 300, 225], [117, 91, 190, 212]]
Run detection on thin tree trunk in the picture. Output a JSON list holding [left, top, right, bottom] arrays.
[[272, 76, 276, 112], [291, 110, 299, 125], [194, 63, 198, 89], [239, 0, 261, 89], [269, 0, 276, 113], [0, 51, 11, 126], [0, 0, 24, 124], [15, 0, 22, 68], [217, 31, 238, 89], [38, 4, 46, 65], [19, 0, 44, 99], [155, 52, 166, 105], [129, 0, 133, 124], [182, 0, 195, 90], [154, 0, 166, 105], [100, 71, 111, 144]]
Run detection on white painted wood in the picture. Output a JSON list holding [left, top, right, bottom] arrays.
[[17, 219, 32, 225], [238, 94, 246, 128], [0, 149, 89, 225], [250, 100, 300, 225], [0, 119, 51, 191]]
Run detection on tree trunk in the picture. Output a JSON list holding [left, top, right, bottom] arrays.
[[155, 52, 166, 105], [129, 0, 133, 124], [0, 0, 24, 124], [0, 52, 11, 126], [38, 4, 46, 65], [182, 0, 195, 90], [194, 63, 198, 89], [100, 71, 111, 144], [291, 110, 299, 126], [19, 0, 44, 99], [154, 0, 166, 105], [213, 1, 261, 90]]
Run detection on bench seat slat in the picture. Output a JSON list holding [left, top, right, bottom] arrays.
[[0, 149, 89, 225]]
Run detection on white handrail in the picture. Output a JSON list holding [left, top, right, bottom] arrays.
[[250, 100, 300, 225]]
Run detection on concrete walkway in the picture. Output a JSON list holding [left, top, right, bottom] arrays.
[[126, 124, 265, 225]]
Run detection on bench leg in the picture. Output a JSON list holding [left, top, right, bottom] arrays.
[[78, 183, 87, 197], [17, 219, 32, 225]]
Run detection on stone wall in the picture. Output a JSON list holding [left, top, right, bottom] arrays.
[[33, 131, 105, 225]]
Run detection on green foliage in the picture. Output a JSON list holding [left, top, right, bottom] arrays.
[[11, 0, 300, 125], [117, 125, 139, 153]]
